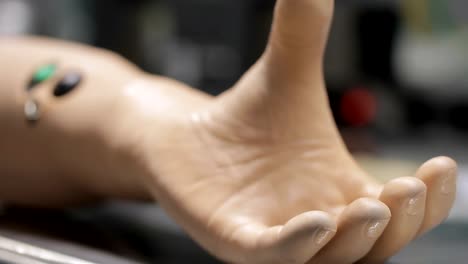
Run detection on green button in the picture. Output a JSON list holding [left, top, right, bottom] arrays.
[[28, 64, 57, 90]]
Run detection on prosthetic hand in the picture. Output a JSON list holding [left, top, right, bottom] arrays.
[[0, 0, 457, 263]]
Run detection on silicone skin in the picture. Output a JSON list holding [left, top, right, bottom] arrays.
[[0, 0, 458, 263]]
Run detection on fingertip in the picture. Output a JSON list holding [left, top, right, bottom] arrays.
[[416, 156, 457, 199], [381, 177, 427, 200], [416, 156, 458, 182], [312, 199, 390, 263], [284, 211, 337, 232], [415, 157, 458, 236], [273, 211, 337, 263], [348, 199, 391, 240], [363, 178, 428, 262], [431, 156, 457, 169], [280, 211, 336, 244], [347, 198, 392, 221], [340, 198, 391, 244]]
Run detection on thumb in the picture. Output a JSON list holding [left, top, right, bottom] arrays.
[[213, 0, 336, 140], [265, 0, 334, 81]]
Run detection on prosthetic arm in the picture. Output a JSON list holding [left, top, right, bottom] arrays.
[[0, 0, 457, 263]]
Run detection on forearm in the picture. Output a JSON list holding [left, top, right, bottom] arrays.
[[0, 36, 149, 206]]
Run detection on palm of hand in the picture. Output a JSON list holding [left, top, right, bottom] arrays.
[[137, 0, 458, 263], [147, 70, 455, 264]]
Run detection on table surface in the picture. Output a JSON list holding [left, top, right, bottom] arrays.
[[0, 200, 467, 264]]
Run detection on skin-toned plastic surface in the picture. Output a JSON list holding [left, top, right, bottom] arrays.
[[0, 0, 458, 263]]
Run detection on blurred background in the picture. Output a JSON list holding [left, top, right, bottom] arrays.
[[0, 0, 467, 263]]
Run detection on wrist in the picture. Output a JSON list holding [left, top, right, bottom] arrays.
[[69, 72, 154, 201], [112, 74, 215, 200]]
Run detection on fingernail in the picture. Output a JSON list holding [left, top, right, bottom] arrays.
[[441, 168, 457, 195], [407, 191, 426, 216], [365, 219, 388, 239], [315, 229, 334, 245]]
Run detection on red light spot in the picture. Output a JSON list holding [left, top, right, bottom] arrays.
[[340, 87, 377, 127]]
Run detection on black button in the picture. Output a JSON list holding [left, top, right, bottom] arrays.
[[54, 72, 82, 97]]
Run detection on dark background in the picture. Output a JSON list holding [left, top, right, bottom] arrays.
[[2, 0, 468, 134]]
